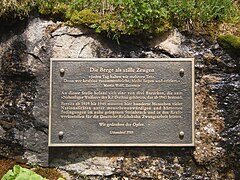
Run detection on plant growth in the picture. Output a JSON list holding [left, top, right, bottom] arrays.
[[0, 0, 239, 36], [1, 165, 65, 180], [2, 165, 45, 180]]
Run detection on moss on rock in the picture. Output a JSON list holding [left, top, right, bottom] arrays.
[[217, 34, 240, 57], [70, 9, 99, 26]]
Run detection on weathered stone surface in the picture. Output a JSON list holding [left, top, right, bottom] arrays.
[[150, 28, 183, 56], [61, 157, 115, 176], [51, 26, 103, 58], [0, 18, 239, 179]]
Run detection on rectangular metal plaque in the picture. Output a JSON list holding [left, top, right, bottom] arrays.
[[49, 58, 194, 146]]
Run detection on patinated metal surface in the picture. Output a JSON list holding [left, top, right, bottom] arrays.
[[49, 58, 195, 146]]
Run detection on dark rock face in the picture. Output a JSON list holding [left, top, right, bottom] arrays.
[[216, 73, 240, 178], [0, 18, 239, 179]]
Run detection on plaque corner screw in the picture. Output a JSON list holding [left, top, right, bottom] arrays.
[[58, 131, 64, 138], [60, 68, 65, 74], [179, 68, 184, 77], [179, 131, 184, 139]]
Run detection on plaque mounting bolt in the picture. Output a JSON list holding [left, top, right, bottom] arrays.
[[58, 131, 64, 139], [60, 68, 65, 75], [179, 68, 184, 77], [179, 131, 184, 139]]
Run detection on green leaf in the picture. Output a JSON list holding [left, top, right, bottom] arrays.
[[143, 24, 150, 30], [2, 165, 45, 180], [95, 27, 102, 33], [15, 173, 31, 180], [29, 173, 44, 180], [13, 165, 21, 175], [2, 170, 15, 180]]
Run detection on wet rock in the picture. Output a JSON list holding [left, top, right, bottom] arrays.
[[213, 73, 240, 177]]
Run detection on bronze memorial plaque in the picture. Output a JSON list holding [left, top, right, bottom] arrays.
[[49, 58, 194, 146]]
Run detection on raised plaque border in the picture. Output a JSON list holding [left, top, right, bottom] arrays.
[[49, 58, 195, 147]]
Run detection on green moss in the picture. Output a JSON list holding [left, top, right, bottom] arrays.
[[0, 0, 33, 18], [217, 34, 240, 57], [37, 1, 68, 17], [218, 35, 240, 49], [70, 9, 99, 25], [37, 1, 54, 15]]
